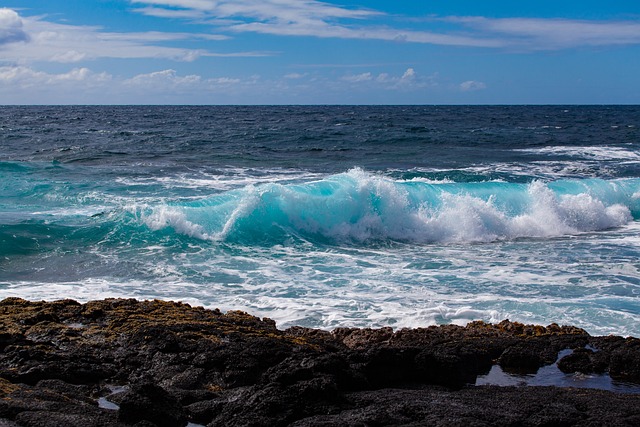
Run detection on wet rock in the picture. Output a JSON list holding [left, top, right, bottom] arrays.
[[557, 347, 607, 374], [498, 345, 543, 374], [610, 342, 640, 382], [290, 386, 640, 427], [118, 383, 187, 427], [0, 382, 122, 427], [589, 336, 640, 383], [0, 298, 639, 426]]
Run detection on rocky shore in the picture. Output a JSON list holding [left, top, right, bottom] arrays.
[[1, 298, 639, 426]]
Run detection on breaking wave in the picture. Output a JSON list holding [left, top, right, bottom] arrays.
[[136, 169, 640, 245]]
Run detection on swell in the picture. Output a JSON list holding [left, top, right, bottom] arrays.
[[0, 221, 117, 258], [134, 169, 640, 245], [3, 168, 639, 248]]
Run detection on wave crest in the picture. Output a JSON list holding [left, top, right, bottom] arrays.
[[138, 169, 639, 244]]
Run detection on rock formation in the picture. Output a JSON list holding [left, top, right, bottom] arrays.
[[1, 298, 639, 426]]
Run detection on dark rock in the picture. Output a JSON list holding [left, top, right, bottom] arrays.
[[588, 336, 640, 383], [118, 383, 187, 427], [610, 344, 640, 382], [14, 411, 118, 427], [0, 298, 639, 426], [557, 347, 608, 374], [186, 399, 223, 425], [290, 386, 640, 427], [498, 343, 545, 374], [0, 381, 121, 427]]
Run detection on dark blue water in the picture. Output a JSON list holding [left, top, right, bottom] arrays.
[[1, 106, 639, 336]]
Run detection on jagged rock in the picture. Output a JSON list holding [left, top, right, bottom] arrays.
[[117, 383, 187, 426], [557, 347, 607, 374], [0, 298, 639, 426]]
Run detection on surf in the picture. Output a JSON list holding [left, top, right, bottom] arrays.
[[135, 169, 640, 245]]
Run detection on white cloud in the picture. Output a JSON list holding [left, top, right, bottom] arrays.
[[444, 16, 640, 50], [132, 1, 640, 50], [376, 73, 390, 83], [401, 68, 415, 81], [1, 63, 439, 104], [339, 68, 436, 91], [226, 21, 502, 48], [131, 0, 502, 48], [0, 65, 248, 103], [459, 80, 487, 92], [133, 6, 207, 19], [209, 76, 241, 85], [0, 8, 266, 66], [342, 72, 372, 83], [133, 0, 379, 20], [124, 69, 245, 93], [50, 50, 87, 63], [284, 72, 307, 79], [124, 69, 202, 88], [135, 0, 217, 10], [17, 15, 210, 63], [0, 65, 111, 89], [0, 8, 29, 45]]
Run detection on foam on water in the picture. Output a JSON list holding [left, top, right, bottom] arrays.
[[518, 146, 640, 162], [2, 106, 640, 338], [115, 168, 324, 193], [3, 216, 640, 336], [134, 169, 639, 245]]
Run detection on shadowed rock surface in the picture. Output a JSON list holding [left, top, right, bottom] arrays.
[[1, 298, 639, 426]]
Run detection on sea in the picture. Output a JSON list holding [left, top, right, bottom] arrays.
[[1, 105, 639, 337]]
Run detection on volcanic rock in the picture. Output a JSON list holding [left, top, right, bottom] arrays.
[[1, 298, 639, 426]]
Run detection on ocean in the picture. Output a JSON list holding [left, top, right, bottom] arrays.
[[1, 105, 639, 336]]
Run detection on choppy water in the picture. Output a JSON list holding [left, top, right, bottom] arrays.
[[1, 106, 639, 336]]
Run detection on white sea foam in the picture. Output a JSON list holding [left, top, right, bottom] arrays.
[[4, 106, 640, 341], [135, 171, 637, 245], [4, 217, 640, 337], [115, 168, 324, 192], [139, 205, 210, 240], [517, 146, 640, 161]]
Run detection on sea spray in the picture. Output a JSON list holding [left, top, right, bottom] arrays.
[[135, 169, 638, 245], [2, 105, 640, 337]]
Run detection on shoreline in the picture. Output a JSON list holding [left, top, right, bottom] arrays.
[[1, 297, 640, 426]]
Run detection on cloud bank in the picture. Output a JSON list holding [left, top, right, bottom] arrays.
[[0, 64, 459, 104]]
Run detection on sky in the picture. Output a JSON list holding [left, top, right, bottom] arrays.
[[1, 1, 639, 104]]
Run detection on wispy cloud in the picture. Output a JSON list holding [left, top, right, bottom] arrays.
[[124, 69, 202, 88], [459, 80, 487, 92], [131, 0, 502, 47], [0, 65, 253, 103], [340, 68, 436, 91], [0, 8, 270, 65], [123, 69, 242, 92], [0, 64, 448, 104], [228, 21, 503, 47], [130, 1, 640, 50], [132, 0, 380, 21], [446, 16, 640, 50], [284, 72, 307, 79], [342, 72, 372, 83], [0, 65, 111, 88]]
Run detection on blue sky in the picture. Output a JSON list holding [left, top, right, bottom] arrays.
[[1, 1, 639, 104]]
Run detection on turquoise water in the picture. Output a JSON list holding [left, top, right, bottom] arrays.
[[1, 106, 640, 336]]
